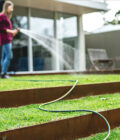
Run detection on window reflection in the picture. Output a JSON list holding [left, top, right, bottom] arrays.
[[10, 7, 29, 72], [0, 6, 78, 73], [56, 13, 78, 70], [31, 8, 54, 71]]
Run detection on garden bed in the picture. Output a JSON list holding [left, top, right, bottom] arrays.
[[0, 81, 120, 107], [0, 93, 120, 139], [0, 106, 120, 140], [1, 74, 120, 91]]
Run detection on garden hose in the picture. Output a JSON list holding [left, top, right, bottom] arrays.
[[38, 80, 110, 140], [12, 78, 110, 139]]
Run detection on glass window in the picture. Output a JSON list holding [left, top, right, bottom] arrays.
[[56, 13, 78, 70], [10, 6, 29, 72], [31, 8, 54, 71], [56, 13, 77, 39]]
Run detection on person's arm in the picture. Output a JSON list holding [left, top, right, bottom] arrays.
[[0, 15, 20, 36], [6, 29, 19, 36]]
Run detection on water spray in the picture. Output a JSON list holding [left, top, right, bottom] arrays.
[[19, 28, 75, 70]]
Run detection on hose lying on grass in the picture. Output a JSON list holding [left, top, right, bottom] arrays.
[[38, 80, 110, 140], [13, 79, 110, 140]]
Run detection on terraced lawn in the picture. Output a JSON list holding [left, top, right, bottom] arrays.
[[0, 74, 120, 91], [1, 74, 120, 139], [0, 93, 120, 133]]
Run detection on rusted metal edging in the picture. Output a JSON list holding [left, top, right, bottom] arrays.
[[0, 82, 120, 108], [0, 108, 120, 140]]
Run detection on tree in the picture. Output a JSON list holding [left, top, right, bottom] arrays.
[[104, 10, 120, 25]]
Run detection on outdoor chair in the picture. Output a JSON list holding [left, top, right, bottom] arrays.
[[88, 48, 115, 71]]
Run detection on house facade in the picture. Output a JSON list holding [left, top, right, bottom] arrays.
[[0, 0, 108, 73]]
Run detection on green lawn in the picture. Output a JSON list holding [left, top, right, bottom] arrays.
[[1, 74, 120, 139], [0, 74, 120, 91], [0, 93, 120, 135]]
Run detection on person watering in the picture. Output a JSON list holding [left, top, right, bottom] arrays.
[[0, 0, 19, 78]]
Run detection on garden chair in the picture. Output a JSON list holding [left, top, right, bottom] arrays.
[[88, 48, 115, 71]]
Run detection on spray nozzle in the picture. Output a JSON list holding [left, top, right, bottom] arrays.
[[17, 28, 20, 32], [13, 28, 20, 36]]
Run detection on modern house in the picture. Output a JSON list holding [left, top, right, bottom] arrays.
[[0, 0, 108, 73]]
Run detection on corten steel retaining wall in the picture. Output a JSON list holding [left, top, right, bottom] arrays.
[[0, 108, 120, 140], [0, 82, 120, 108]]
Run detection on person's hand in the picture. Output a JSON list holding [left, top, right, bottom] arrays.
[[17, 28, 20, 32], [12, 29, 19, 36]]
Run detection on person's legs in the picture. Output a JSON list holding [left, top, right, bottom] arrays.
[[1, 45, 6, 75], [1, 43, 12, 78]]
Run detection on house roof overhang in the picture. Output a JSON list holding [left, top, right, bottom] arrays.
[[11, 0, 108, 15]]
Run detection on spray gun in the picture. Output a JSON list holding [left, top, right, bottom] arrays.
[[13, 28, 20, 36]]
